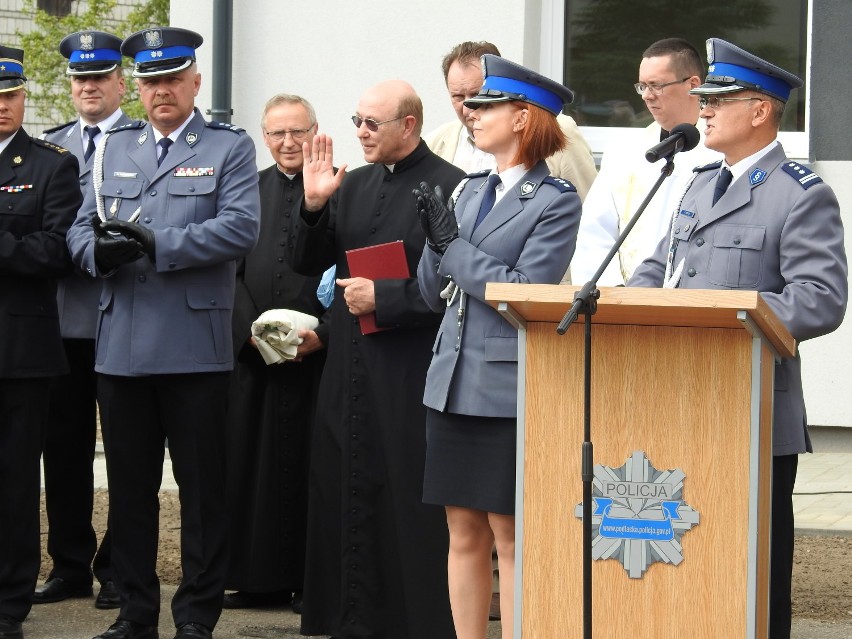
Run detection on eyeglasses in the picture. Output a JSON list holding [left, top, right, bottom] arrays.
[[264, 124, 316, 142], [351, 114, 406, 131], [634, 77, 690, 96], [698, 96, 763, 110]]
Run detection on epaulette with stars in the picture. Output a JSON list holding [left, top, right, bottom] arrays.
[[782, 161, 823, 189], [694, 160, 723, 173], [206, 121, 246, 134], [41, 120, 76, 136], [106, 120, 146, 135], [32, 138, 70, 154], [542, 176, 576, 193], [465, 169, 490, 179]]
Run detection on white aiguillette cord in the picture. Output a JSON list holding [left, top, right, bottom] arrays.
[[92, 132, 141, 224], [663, 172, 699, 289]]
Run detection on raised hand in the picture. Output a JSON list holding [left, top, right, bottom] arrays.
[[302, 133, 347, 212]]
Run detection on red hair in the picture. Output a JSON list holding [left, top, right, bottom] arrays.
[[511, 103, 567, 168]]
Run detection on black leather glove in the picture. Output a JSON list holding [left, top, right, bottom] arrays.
[[413, 184, 439, 253], [101, 219, 156, 261], [413, 182, 458, 255], [93, 217, 144, 271]]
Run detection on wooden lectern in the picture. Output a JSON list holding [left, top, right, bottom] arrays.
[[485, 284, 795, 639]]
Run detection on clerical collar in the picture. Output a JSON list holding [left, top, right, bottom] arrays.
[[384, 164, 395, 173], [275, 164, 298, 180]]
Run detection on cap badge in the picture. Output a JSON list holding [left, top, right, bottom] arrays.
[[137, 131, 148, 145], [144, 30, 163, 49], [79, 33, 94, 51], [706, 40, 715, 64], [520, 181, 535, 195], [185, 131, 198, 146]]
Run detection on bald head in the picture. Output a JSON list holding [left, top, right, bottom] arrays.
[[355, 80, 423, 164]]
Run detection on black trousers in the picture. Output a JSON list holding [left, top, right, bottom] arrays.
[[769, 453, 798, 639], [97, 372, 229, 629], [43, 338, 111, 586], [0, 379, 49, 622]]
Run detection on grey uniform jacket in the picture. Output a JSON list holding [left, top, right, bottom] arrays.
[[630, 143, 847, 456], [418, 161, 581, 418], [43, 112, 133, 339], [66, 109, 260, 376]]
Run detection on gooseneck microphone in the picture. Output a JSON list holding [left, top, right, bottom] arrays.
[[644, 123, 700, 163]]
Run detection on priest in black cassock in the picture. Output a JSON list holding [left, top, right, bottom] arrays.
[[287, 80, 464, 639], [221, 94, 328, 612]]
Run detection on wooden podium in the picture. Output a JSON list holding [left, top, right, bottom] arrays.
[[485, 284, 795, 639]]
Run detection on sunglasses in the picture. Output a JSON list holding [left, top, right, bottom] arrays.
[[351, 114, 406, 132]]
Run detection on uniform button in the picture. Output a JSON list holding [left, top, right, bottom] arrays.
[[687, 268, 697, 277], [674, 226, 681, 233], [380, 193, 385, 199], [696, 238, 704, 246], [352, 433, 358, 439], [275, 273, 282, 278], [144, 216, 152, 223], [278, 257, 284, 262], [79, 179, 87, 186], [138, 274, 146, 282], [188, 186, 195, 192], [371, 228, 376, 233], [210, 299, 217, 305], [149, 190, 157, 196], [279, 240, 285, 246], [116, 188, 123, 195], [683, 224, 691, 232], [168, 262, 177, 269], [733, 238, 741, 245]]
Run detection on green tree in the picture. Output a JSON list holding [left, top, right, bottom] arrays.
[[18, 0, 170, 122]]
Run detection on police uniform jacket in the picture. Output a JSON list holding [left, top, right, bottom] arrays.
[[43, 112, 133, 339], [0, 128, 81, 377], [417, 161, 581, 418], [66, 109, 260, 376], [630, 143, 848, 456]]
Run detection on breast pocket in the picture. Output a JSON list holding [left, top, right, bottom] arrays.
[[167, 177, 216, 227], [707, 224, 765, 288], [0, 192, 38, 233], [99, 179, 144, 219]]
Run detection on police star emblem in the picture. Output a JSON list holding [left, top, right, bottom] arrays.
[[520, 181, 535, 195], [185, 131, 198, 146], [12, 156, 22, 165], [574, 450, 700, 578], [79, 33, 94, 51]]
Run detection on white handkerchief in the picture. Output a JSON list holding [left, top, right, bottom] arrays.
[[251, 309, 319, 365]]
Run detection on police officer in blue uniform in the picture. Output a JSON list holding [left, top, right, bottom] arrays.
[[0, 45, 83, 639], [34, 29, 132, 611], [630, 39, 848, 639], [66, 27, 260, 639]]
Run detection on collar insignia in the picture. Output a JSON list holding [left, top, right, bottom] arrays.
[[749, 168, 767, 186], [520, 181, 535, 195], [137, 131, 148, 145], [13, 156, 22, 165], [185, 131, 198, 146]]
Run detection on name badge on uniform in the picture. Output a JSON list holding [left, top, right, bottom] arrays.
[[113, 171, 138, 178], [173, 167, 214, 177]]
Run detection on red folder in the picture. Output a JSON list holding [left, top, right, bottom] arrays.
[[345, 240, 410, 335]]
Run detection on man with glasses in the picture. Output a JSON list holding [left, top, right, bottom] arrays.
[[34, 29, 132, 612], [286, 80, 463, 639], [630, 38, 847, 639], [221, 94, 328, 614], [572, 38, 720, 285], [426, 41, 597, 200]]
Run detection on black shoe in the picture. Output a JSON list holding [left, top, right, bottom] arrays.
[[33, 576, 93, 604], [173, 622, 211, 639], [95, 581, 122, 610], [290, 590, 302, 614], [0, 615, 22, 639], [92, 619, 158, 639], [221, 590, 289, 609]]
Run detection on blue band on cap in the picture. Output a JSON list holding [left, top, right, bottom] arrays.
[[134, 45, 195, 64], [0, 59, 23, 75], [709, 61, 792, 100], [70, 49, 122, 64], [482, 75, 562, 114]]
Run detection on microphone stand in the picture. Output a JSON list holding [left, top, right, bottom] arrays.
[[555, 155, 676, 639]]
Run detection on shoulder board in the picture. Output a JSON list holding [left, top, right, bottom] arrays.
[[107, 120, 146, 134], [694, 160, 723, 173], [542, 175, 576, 193], [41, 120, 76, 136], [206, 121, 246, 134], [32, 138, 70, 154], [464, 169, 490, 179], [781, 161, 823, 190]]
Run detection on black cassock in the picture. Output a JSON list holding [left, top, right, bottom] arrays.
[[223, 166, 328, 593], [288, 141, 464, 639]]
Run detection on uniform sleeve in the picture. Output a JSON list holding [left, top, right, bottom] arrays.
[[626, 232, 668, 288], [0, 151, 81, 277], [762, 183, 847, 341]]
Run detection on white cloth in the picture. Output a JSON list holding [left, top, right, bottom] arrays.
[[251, 309, 319, 365], [571, 121, 720, 286]]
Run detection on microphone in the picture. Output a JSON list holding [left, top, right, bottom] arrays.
[[644, 123, 700, 163]]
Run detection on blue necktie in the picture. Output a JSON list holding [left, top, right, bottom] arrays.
[[712, 167, 733, 205], [157, 137, 173, 167], [83, 125, 100, 163], [473, 174, 502, 231]]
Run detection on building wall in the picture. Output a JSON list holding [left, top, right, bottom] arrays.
[[172, 0, 852, 429]]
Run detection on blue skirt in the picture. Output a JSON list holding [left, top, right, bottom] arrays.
[[423, 408, 516, 515]]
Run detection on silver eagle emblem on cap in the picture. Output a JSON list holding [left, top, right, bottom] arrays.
[[144, 30, 163, 49], [706, 40, 714, 63], [79, 33, 94, 51]]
